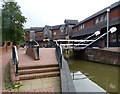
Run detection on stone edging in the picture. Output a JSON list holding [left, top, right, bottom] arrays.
[[60, 56, 76, 92]]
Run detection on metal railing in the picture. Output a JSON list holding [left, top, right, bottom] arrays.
[[56, 44, 62, 68], [12, 46, 19, 76], [54, 27, 117, 50]]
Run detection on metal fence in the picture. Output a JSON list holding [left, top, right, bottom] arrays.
[[56, 45, 62, 68], [12, 46, 19, 76]]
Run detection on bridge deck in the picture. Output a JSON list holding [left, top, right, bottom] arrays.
[[18, 48, 58, 67]]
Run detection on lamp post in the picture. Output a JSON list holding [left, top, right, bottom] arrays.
[[106, 8, 110, 48]]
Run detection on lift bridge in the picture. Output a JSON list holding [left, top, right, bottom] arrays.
[[54, 27, 117, 51]]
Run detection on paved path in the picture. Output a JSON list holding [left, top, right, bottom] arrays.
[[18, 48, 58, 67], [1, 47, 61, 93]]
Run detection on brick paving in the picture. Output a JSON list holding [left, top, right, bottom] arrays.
[[18, 48, 58, 67], [1, 48, 61, 93]]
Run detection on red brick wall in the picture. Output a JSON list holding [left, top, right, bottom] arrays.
[[35, 32, 44, 40], [110, 6, 119, 20], [73, 27, 78, 32], [72, 6, 120, 33], [118, 6, 120, 17], [52, 29, 66, 39], [83, 48, 120, 65], [0, 42, 13, 54], [85, 19, 94, 28]]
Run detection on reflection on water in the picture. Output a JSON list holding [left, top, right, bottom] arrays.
[[63, 51, 120, 93]]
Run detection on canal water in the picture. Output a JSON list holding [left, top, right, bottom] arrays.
[[63, 51, 120, 93]]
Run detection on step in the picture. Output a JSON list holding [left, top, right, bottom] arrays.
[[18, 63, 59, 70], [19, 72, 60, 80], [18, 67, 60, 75]]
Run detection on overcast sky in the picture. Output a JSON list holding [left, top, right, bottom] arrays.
[[15, 0, 119, 28]]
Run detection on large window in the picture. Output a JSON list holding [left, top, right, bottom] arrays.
[[79, 24, 85, 30], [95, 18, 99, 24], [53, 32, 56, 37], [104, 15, 107, 20], [100, 16, 104, 22], [30, 31, 35, 39], [60, 29, 64, 35]]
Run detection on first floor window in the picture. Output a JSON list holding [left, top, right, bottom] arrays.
[[53, 32, 57, 37], [104, 15, 107, 21], [95, 18, 99, 24], [100, 16, 104, 22], [60, 29, 64, 35]]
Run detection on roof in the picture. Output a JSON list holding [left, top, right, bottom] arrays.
[[73, 1, 120, 28], [64, 19, 78, 25], [25, 27, 44, 32], [51, 25, 62, 30]]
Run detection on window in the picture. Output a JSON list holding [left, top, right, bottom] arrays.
[[30, 31, 35, 39], [79, 24, 85, 30], [104, 15, 107, 20], [82, 24, 85, 28], [53, 32, 56, 37], [100, 16, 104, 22], [110, 33, 116, 42], [60, 29, 64, 35], [95, 18, 99, 24], [79, 25, 82, 30]]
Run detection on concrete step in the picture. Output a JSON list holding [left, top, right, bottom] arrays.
[[19, 72, 60, 80], [18, 63, 59, 70], [18, 67, 60, 75]]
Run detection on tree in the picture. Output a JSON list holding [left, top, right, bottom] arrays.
[[2, 1, 27, 44]]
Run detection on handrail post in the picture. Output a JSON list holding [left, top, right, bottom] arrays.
[[12, 47, 15, 65], [12, 46, 19, 76], [37, 46, 39, 58], [15, 61, 19, 76]]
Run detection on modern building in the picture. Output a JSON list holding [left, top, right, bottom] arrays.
[[71, 1, 120, 47], [51, 24, 66, 40], [25, 1, 120, 47]]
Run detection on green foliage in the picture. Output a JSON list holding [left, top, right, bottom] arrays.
[[2, 2, 27, 43]]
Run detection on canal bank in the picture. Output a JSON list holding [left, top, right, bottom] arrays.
[[73, 48, 120, 65], [63, 50, 120, 93]]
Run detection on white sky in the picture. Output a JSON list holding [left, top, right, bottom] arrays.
[[15, 0, 119, 28]]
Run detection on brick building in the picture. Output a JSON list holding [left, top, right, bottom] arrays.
[[71, 1, 120, 47]]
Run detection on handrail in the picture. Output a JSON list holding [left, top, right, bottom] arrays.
[[60, 44, 89, 46], [54, 40, 94, 42], [12, 46, 19, 76], [83, 27, 117, 50]]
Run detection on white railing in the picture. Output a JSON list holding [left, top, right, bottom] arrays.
[[12, 46, 19, 76]]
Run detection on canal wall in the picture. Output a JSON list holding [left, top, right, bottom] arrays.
[[74, 48, 120, 65], [60, 56, 76, 92]]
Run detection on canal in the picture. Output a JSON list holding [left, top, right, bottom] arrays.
[[63, 51, 120, 93]]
